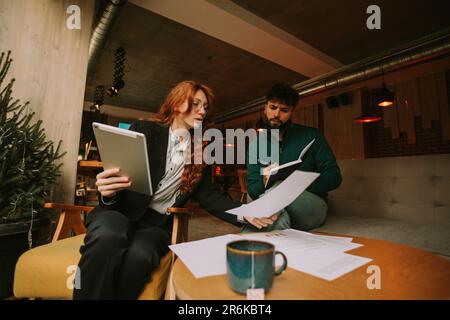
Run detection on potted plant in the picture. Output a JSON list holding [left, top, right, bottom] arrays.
[[0, 51, 66, 299]]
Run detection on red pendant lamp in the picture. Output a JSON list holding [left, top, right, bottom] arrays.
[[377, 82, 395, 107], [376, 65, 395, 107], [354, 71, 382, 124]]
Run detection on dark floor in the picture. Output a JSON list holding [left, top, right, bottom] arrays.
[[188, 207, 241, 241]]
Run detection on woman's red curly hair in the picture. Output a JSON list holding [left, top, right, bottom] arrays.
[[156, 80, 214, 194]]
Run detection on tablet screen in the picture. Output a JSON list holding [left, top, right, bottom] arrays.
[[92, 122, 153, 196]]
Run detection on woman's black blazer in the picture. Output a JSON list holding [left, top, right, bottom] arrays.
[[98, 120, 243, 226]]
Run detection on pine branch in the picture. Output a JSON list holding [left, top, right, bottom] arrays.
[[0, 51, 66, 223]]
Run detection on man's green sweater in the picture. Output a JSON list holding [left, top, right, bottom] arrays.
[[247, 122, 342, 200]]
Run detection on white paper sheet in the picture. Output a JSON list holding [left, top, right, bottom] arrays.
[[281, 248, 372, 281], [169, 229, 369, 281], [311, 234, 353, 243], [227, 171, 320, 218], [285, 229, 354, 243], [169, 234, 241, 278], [239, 229, 362, 253]]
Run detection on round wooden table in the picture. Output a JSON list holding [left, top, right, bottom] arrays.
[[172, 235, 450, 299]]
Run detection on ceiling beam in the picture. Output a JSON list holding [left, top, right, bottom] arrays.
[[130, 0, 343, 77], [83, 102, 158, 120]]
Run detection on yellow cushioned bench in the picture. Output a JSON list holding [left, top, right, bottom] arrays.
[[13, 235, 172, 299], [13, 203, 191, 300]]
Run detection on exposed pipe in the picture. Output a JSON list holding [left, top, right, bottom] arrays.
[[87, 0, 127, 78], [215, 29, 450, 123]]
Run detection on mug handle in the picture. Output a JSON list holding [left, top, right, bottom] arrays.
[[274, 251, 287, 276]]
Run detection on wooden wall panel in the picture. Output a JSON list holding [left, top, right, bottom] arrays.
[[323, 90, 364, 159], [0, 0, 95, 203], [222, 110, 260, 129], [304, 105, 315, 128], [292, 104, 319, 129], [395, 82, 416, 143], [348, 91, 365, 159], [419, 74, 440, 129], [292, 104, 304, 125], [314, 104, 319, 128], [299, 106, 306, 125], [323, 105, 338, 156], [349, 92, 365, 159], [382, 72, 449, 143], [404, 79, 421, 116], [436, 72, 450, 140], [383, 103, 400, 139]]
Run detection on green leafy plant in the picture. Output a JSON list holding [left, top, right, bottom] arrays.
[[0, 51, 66, 224]]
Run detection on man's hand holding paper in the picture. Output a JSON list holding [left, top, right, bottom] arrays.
[[262, 163, 279, 187], [243, 214, 278, 229], [227, 170, 320, 219]]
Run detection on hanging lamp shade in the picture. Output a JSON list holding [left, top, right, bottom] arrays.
[[353, 114, 382, 123], [354, 88, 382, 124], [377, 82, 395, 107]]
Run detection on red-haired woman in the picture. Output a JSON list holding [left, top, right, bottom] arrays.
[[73, 81, 276, 299]]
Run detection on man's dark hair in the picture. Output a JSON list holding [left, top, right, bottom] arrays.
[[266, 84, 299, 107]]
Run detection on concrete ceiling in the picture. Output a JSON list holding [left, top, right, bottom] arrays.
[[232, 0, 450, 64], [85, 0, 450, 119]]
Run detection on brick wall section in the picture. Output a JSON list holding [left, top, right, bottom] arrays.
[[365, 117, 450, 157], [363, 70, 450, 158]]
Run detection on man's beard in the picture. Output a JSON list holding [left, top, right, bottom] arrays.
[[263, 115, 291, 132]]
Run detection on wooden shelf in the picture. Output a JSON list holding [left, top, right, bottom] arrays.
[[76, 161, 101, 206], [78, 160, 103, 168]]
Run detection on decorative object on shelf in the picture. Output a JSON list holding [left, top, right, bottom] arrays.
[[106, 46, 126, 97], [84, 140, 93, 160], [0, 51, 66, 299]]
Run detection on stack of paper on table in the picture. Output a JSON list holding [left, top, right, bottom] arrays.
[[169, 229, 372, 281], [240, 229, 372, 281]]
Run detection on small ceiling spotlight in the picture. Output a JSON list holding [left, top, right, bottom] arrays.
[[106, 79, 125, 97]]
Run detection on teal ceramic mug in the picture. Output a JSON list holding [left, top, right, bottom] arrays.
[[226, 240, 287, 294]]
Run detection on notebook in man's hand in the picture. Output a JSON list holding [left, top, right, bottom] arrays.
[[264, 139, 315, 189]]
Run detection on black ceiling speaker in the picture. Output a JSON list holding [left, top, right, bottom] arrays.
[[338, 92, 352, 105], [326, 96, 339, 109], [107, 47, 126, 97], [90, 85, 105, 113]]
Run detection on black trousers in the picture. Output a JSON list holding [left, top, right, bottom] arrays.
[[73, 207, 172, 300]]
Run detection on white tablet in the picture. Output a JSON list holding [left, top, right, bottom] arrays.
[[92, 122, 153, 196]]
